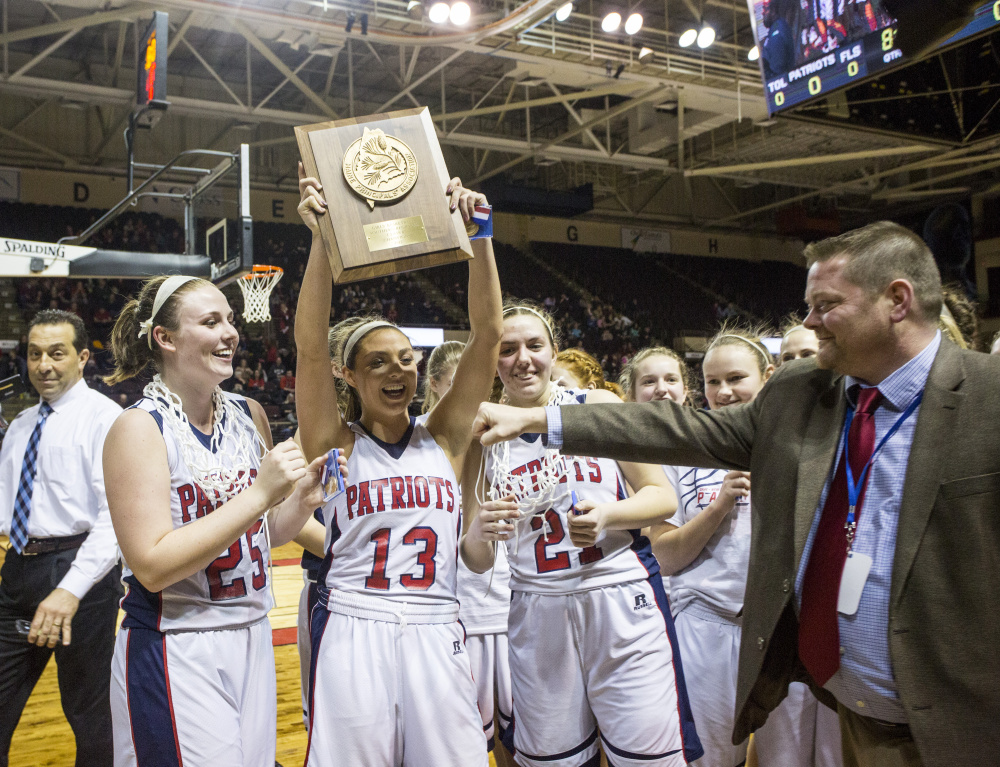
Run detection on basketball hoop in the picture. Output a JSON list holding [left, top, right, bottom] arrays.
[[238, 265, 283, 322]]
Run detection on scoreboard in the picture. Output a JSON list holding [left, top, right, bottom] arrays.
[[751, 1, 1000, 116], [137, 11, 168, 108]]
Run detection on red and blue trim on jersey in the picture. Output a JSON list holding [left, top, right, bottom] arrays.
[[355, 416, 416, 459], [124, 628, 184, 767]]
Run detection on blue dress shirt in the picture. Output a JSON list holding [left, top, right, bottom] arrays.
[[794, 331, 941, 722]]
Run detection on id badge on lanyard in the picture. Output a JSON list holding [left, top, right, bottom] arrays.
[[837, 391, 922, 615]]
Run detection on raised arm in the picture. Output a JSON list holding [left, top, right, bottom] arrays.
[[104, 409, 304, 593], [459, 442, 519, 574], [426, 181, 503, 462], [294, 161, 353, 462]]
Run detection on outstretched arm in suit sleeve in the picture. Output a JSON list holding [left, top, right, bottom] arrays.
[[559, 397, 758, 471]]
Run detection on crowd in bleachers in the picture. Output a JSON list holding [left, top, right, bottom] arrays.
[[0, 203, 815, 433], [0, 208, 487, 438]]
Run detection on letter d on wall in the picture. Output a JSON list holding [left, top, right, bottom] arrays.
[[73, 182, 89, 203]]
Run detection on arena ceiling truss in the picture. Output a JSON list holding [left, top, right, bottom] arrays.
[[2, 0, 1000, 233]]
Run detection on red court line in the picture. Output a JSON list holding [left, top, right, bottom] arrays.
[[272, 626, 297, 646], [273, 559, 301, 567]]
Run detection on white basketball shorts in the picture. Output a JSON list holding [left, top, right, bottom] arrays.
[[753, 682, 843, 767], [672, 604, 746, 767], [465, 631, 513, 751], [305, 590, 489, 767], [506, 577, 703, 767], [110, 618, 276, 767]]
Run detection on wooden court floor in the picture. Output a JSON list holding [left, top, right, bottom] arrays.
[[2, 541, 504, 767]]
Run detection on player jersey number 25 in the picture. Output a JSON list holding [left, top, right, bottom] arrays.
[[206, 518, 268, 601]]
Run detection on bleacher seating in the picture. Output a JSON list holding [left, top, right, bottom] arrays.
[[0, 202, 811, 436]]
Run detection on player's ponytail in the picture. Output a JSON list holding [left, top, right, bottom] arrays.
[[103, 275, 211, 385]]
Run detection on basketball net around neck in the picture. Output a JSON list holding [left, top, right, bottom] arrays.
[[478, 383, 575, 559], [143, 374, 267, 502], [143, 375, 278, 606]]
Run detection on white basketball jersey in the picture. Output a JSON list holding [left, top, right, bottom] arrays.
[[319, 418, 460, 606], [664, 466, 751, 618], [120, 394, 272, 632], [485, 390, 658, 595], [413, 414, 510, 632], [456, 541, 511, 635]]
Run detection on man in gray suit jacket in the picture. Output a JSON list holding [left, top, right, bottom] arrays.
[[474, 222, 999, 767]]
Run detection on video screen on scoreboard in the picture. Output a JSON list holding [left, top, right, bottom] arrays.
[[750, 1, 1000, 115]]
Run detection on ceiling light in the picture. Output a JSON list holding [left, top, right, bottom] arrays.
[[696, 24, 716, 48], [747, 45, 759, 61], [407, 0, 423, 18], [624, 12, 643, 34], [602, 12, 621, 32], [428, 1, 450, 23], [638, 46, 653, 60], [556, 1, 573, 21], [678, 28, 698, 47], [449, 1, 471, 24]]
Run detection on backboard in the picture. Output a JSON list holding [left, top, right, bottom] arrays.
[[29, 144, 257, 284]]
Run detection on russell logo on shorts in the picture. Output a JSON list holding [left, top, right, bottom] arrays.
[[453, 640, 464, 655], [633, 594, 653, 611]]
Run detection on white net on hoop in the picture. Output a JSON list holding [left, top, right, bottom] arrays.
[[478, 384, 577, 557], [143, 375, 268, 502], [238, 266, 283, 323], [143, 374, 279, 605]]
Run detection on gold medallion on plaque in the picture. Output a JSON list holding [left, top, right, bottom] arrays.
[[343, 127, 418, 209]]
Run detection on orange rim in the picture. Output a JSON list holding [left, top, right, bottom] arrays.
[[241, 264, 283, 280]]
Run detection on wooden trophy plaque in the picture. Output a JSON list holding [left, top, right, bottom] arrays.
[[295, 106, 473, 283]]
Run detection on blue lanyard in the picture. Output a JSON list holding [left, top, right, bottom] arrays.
[[841, 391, 923, 551]]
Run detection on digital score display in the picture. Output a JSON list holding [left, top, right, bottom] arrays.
[[137, 11, 168, 108], [750, 1, 1000, 115]]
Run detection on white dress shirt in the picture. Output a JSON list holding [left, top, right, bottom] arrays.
[[0, 378, 122, 598]]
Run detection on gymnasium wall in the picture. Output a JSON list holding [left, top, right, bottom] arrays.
[[1, 166, 806, 264]]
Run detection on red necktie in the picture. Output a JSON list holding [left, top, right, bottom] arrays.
[[798, 386, 882, 686]]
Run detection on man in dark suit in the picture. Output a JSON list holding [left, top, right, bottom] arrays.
[[473, 222, 999, 767]]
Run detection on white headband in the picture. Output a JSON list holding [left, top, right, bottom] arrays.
[[343, 321, 398, 367], [137, 275, 198, 350], [503, 306, 554, 342], [782, 324, 807, 339], [713, 333, 773, 368]]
